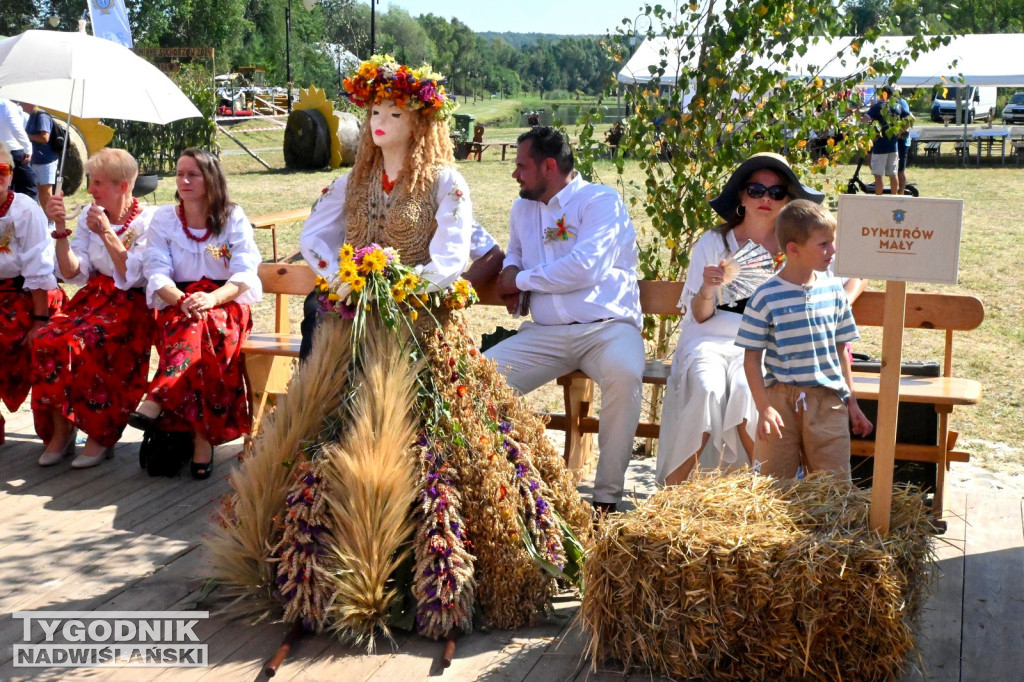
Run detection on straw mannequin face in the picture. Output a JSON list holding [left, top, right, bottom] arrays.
[[369, 100, 414, 153]]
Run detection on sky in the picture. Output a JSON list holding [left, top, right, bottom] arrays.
[[376, 0, 646, 36]]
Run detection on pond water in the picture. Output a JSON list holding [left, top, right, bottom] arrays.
[[498, 104, 629, 128]]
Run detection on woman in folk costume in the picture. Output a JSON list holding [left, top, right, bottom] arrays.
[[0, 141, 65, 447], [208, 55, 592, 651], [127, 148, 262, 480], [34, 148, 156, 469]]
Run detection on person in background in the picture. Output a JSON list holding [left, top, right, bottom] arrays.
[[128, 148, 262, 480], [0, 97, 38, 200], [0, 141, 64, 447], [34, 149, 156, 469], [865, 85, 899, 195], [895, 91, 914, 195], [20, 103, 59, 209]]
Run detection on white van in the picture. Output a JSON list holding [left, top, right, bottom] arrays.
[[930, 85, 998, 123]]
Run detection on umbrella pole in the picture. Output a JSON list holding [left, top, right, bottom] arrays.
[[56, 80, 76, 196]]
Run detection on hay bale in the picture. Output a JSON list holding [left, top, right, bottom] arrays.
[[57, 121, 87, 195], [284, 108, 330, 170], [335, 111, 361, 167], [578, 471, 937, 681]]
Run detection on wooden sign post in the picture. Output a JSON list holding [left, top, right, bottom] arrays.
[[835, 195, 963, 533]]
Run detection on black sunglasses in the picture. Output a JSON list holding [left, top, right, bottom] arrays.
[[745, 183, 789, 200]]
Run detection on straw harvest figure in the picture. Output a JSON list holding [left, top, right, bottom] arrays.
[[207, 55, 592, 651]]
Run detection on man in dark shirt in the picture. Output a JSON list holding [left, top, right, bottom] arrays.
[[865, 85, 898, 195]]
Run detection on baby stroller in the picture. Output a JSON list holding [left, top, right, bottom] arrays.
[[845, 156, 919, 196]]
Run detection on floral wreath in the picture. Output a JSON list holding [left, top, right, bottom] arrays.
[[342, 53, 457, 119]]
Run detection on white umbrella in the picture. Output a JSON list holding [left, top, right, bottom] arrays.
[[0, 29, 203, 190]]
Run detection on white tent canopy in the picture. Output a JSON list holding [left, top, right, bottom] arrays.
[[618, 34, 1024, 89]]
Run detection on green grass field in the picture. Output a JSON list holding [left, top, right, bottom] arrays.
[[68, 131, 1023, 474]]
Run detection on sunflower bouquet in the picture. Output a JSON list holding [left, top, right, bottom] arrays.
[[317, 242, 479, 332]]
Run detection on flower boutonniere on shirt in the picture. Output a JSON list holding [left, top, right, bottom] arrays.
[[206, 243, 231, 267], [0, 224, 13, 255], [543, 214, 574, 243], [121, 227, 139, 251]]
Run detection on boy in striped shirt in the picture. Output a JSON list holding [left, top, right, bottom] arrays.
[[736, 200, 873, 479]]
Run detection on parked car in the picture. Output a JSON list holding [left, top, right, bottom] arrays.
[[1001, 92, 1024, 125], [930, 85, 997, 123]]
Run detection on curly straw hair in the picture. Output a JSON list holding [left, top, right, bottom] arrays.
[[347, 107, 454, 201]]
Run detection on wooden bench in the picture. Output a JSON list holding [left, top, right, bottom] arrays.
[[468, 142, 517, 162], [243, 263, 315, 434], [243, 267, 983, 513], [924, 141, 943, 158], [251, 207, 311, 262], [478, 282, 983, 513], [1013, 140, 1024, 165]]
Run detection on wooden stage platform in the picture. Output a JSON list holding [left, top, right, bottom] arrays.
[[0, 407, 1020, 681]]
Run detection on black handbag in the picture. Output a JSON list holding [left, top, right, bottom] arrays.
[[138, 428, 193, 477]]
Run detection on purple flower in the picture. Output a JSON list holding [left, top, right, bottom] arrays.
[[419, 82, 438, 102], [499, 420, 512, 434]]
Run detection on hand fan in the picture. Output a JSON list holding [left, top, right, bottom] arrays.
[[716, 239, 776, 307], [65, 203, 90, 220]]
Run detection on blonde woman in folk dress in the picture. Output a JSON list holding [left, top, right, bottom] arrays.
[[128, 148, 262, 480], [0, 141, 64, 448], [34, 148, 156, 468], [656, 153, 826, 485]]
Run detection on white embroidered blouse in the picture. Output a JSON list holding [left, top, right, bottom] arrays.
[[62, 205, 156, 289], [300, 166, 474, 291], [136, 203, 262, 310], [0, 192, 58, 290]]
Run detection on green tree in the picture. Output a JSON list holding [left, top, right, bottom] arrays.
[[572, 0, 947, 426], [378, 7, 435, 66], [319, 0, 372, 58], [1, 0, 41, 35]]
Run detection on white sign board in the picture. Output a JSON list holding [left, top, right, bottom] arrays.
[[835, 195, 963, 285]]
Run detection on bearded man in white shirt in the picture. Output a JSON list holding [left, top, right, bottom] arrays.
[[486, 126, 644, 514]]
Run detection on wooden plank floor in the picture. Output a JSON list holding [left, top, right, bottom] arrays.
[[1, 406, 1021, 681]]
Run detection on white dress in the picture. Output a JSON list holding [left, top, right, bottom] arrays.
[[655, 229, 758, 483]]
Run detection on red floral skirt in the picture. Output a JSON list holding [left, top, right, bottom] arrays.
[[32, 274, 156, 447], [147, 278, 252, 445], [0, 277, 66, 445]]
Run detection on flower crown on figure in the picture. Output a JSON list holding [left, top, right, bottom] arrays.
[[343, 54, 456, 118]]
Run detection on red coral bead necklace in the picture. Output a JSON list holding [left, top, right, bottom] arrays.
[[177, 201, 212, 243], [0, 190, 14, 218], [112, 197, 140, 236]]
